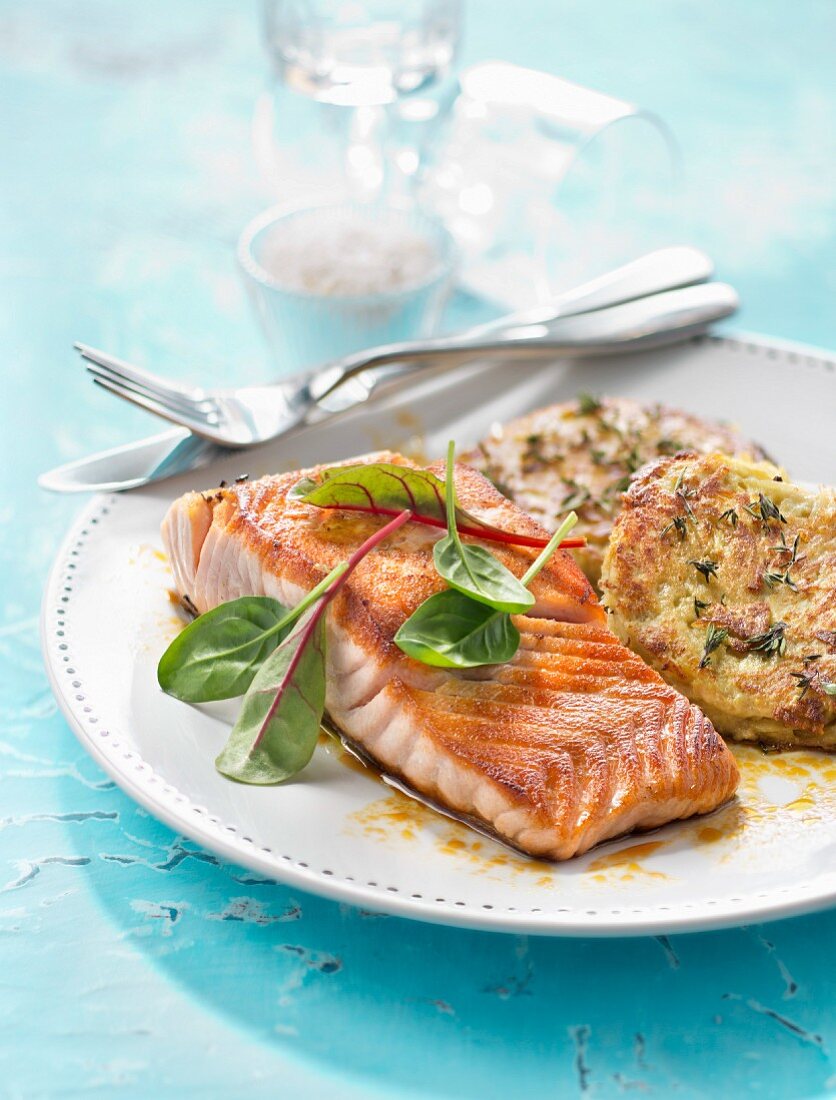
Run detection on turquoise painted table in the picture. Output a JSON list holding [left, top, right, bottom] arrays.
[[3, 2, 835, 1096]]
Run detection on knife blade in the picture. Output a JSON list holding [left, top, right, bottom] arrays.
[[37, 428, 228, 493], [36, 360, 423, 494]]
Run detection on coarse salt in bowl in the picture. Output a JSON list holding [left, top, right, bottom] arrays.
[[238, 202, 457, 372]]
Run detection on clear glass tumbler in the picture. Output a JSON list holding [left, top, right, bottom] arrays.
[[418, 61, 680, 310], [255, 0, 464, 204]]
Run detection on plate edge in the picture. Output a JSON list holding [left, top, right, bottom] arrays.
[[40, 334, 836, 935]]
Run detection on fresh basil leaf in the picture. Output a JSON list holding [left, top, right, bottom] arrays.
[[159, 563, 348, 703], [157, 596, 292, 702], [215, 607, 327, 784], [398, 509, 581, 671], [433, 538, 535, 612], [213, 512, 413, 785], [289, 463, 449, 518], [433, 440, 534, 614], [394, 589, 521, 669]]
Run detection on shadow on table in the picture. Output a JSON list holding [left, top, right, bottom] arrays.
[[70, 779, 835, 1100]]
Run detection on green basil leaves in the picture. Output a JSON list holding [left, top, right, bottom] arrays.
[[157, 596, 291, 702], [215, 607, 327, 784], [158, 512, 412, 786], [396, 443, 578, 669], [289, 461, 560, 550], [433, 441, 534, 614], [394, 589, 521, 668]]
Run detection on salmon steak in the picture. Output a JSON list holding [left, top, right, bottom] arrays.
[[162, 452, 739, 860]]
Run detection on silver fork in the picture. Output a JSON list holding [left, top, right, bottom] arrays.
[[76, 248, 735, 448]]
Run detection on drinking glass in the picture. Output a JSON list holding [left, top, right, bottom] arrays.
[[418, 62, 680, 309], [256, 0, 463, 203]]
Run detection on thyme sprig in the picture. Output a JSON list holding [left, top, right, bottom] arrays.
[[771, 532, 800, 561], [719, 508, 738, 527], [661, 515, 688, 540], [745, 621, 787, 658], [699, 624, 729, 669], [671, 467, 698, 522], [577, 392, 602, 415], [661, 467, 698, 538], [764, 569, 799, 591], [522, 433, 550, 468], [764, 533, 801, 591], [676, 489, 697, 525], [744, 493, 786, 527], [560, 477, 592, 511], [657, 437, 684, 456], [758, 493, 786, 525], [790, 654, 836, 698], [689, 558, 718, 583]]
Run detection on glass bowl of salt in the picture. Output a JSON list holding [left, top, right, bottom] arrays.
[[238, 202, 457, 372]]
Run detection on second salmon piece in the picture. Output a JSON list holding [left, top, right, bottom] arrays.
[[162, 452, 739, 860]]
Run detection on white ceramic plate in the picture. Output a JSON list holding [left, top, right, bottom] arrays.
[[43, 334, 836, 936]]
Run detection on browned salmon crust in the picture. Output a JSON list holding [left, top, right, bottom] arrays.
[[463, 395, 767, 587], [162, 452, 739, 859]]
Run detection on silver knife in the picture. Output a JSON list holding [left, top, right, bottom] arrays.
[[38, 428, 225, 494], [37, 360, 424, 493]]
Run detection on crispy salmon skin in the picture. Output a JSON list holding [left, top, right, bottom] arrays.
[[162, 451, 739, 860]]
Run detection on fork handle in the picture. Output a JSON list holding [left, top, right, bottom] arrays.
[[308, 245, 714, 401], [306, 281, 739, 403]]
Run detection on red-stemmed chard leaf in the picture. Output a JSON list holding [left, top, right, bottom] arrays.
[[215, 510, 412, 784], [157, 565, 346, 703], [289, 462, 584, 550]]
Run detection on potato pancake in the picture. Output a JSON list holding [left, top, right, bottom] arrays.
[[600, 452, 836, 749]]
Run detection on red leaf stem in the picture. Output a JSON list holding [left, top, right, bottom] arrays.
[[253, 510, 414, 745], [311, 503, 585, 549]]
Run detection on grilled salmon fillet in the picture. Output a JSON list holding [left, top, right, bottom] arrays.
[[162, 452, 739, 859]]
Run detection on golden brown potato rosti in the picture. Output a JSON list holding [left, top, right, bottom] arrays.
[[600, 452, 836, 750], [463, 396, 767, 587]]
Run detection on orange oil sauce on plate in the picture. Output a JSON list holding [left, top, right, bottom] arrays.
[[678, 744, 836, 861], [587, 841, 669, 884], [340, 740, 835, 881]]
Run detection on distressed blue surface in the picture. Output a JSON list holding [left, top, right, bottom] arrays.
[[2, 2, 835, 1096]]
